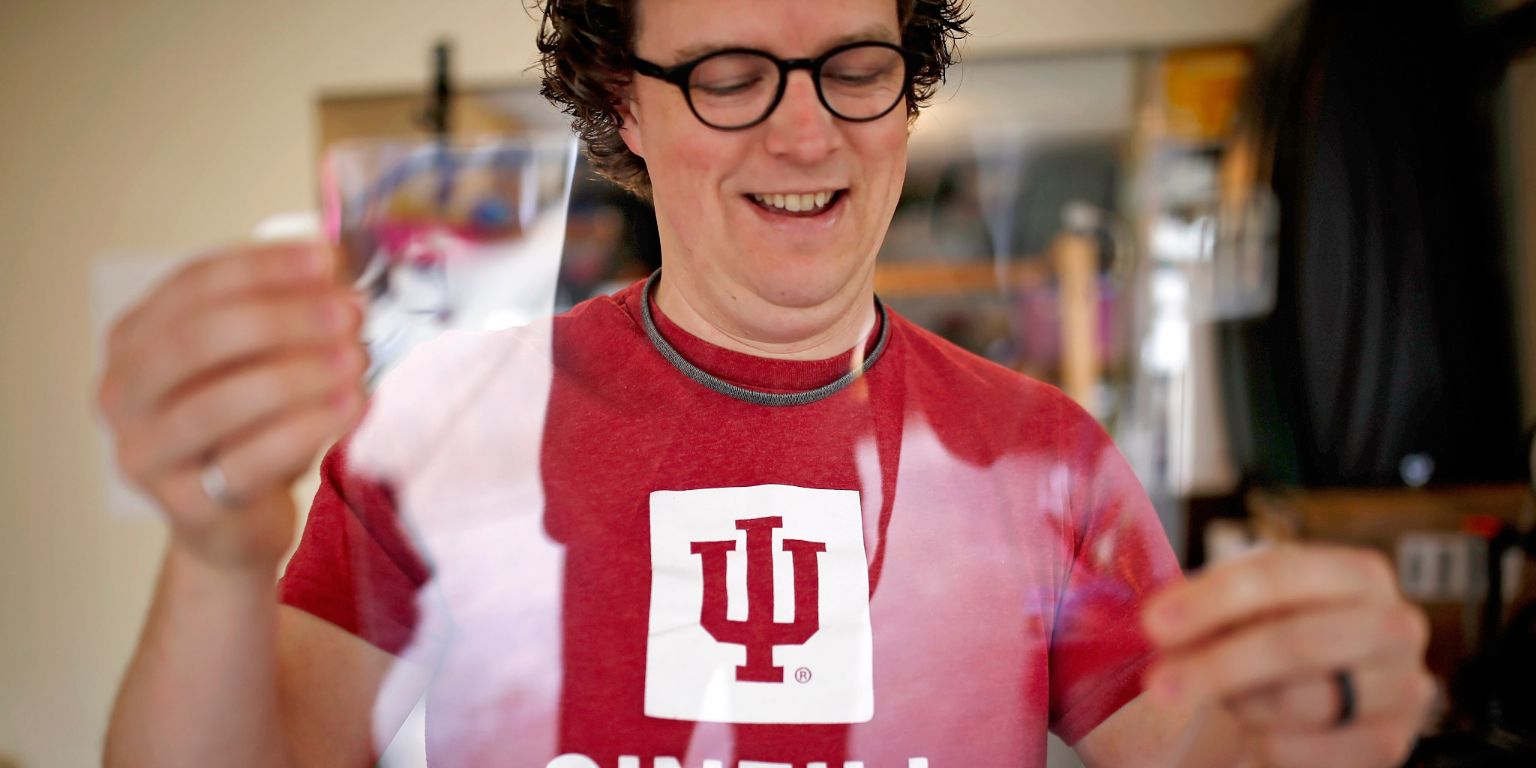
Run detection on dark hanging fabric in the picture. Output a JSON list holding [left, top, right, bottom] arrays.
[[1220, 0, 1526, 487]]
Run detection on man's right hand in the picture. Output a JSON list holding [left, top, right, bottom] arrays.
[[97, 241, 366, 572]]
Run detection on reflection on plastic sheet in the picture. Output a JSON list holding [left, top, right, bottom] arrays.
[[280, 279, 1183, 765], [321, 135, 578, 384]]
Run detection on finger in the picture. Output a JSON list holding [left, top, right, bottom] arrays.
[[111, 242, 335, 361], [120, 291, 360, 415], [214, 388, 363, 496], [1146, 601, 1428, 706], [151, 241, 335, 318], [157, 387, 364, 520], [1143, 546, 1401, 649], [1254, 717, 1421, 768], [119, 343, 367, 479], [1225, 659, 1436, 731]]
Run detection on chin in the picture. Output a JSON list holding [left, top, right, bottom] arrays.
[[739, 254, 868, 310]]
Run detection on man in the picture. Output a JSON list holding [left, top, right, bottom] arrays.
[[99, 0, 1434, 765]]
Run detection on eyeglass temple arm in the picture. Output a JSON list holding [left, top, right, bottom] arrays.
[[629, 56, 690, 85]]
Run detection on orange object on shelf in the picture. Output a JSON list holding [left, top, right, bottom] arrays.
[[1160, 46, 1253, 144]]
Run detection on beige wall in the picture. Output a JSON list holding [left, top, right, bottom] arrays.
[[0, 1, 1289, 765]]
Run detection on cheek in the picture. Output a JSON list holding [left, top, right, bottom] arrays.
[[857, 124, 910, 220], [650, 131, 740, 218]]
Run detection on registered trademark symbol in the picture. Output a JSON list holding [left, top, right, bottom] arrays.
[[795, 667, 812, 684]]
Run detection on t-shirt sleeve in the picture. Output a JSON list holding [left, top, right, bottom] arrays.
[[279, 440, 432, 656], [1046, 405, 1182, 745]]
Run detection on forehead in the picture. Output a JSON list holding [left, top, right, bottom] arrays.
[[633, 0, 901, 59]]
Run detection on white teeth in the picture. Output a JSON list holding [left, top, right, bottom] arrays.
[[751, 190, 838, 213]]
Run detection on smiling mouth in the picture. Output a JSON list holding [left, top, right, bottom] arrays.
[[746, 189, 846, 217]]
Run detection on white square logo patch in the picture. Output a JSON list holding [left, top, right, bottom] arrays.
[[645, 485, 874, 724]]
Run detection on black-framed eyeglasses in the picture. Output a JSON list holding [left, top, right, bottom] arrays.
[[630, 41, 921, 131]]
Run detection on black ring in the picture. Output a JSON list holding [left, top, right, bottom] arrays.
[[1332, 669, 1357, 728]]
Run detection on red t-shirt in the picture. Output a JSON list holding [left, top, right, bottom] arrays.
[[280, 278, 1179, 767]]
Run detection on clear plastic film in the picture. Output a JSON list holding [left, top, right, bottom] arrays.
[[294, 65, 1209, 767], [321, 134, 579, 382]]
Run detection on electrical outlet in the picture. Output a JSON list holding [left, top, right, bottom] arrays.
[[1396, 532, 1481, 601]]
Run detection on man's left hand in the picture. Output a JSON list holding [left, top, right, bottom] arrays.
[[1142, 545, 1436, 767]]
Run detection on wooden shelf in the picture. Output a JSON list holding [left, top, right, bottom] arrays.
[[1247, 485, 1531, 554], [873, 259, 1052, 297], [1244, 485, 1533, 687]]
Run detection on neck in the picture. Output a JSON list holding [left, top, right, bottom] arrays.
[[652, 268, 878, 361]]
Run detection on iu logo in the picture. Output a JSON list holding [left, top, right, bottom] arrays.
[[646, 485, 875, 724], [691, 516, 826, 683]]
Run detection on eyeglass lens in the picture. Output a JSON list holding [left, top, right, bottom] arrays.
[[687, 45, 907, 129]]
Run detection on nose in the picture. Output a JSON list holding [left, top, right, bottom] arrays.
[[761, 70, 841, 164]]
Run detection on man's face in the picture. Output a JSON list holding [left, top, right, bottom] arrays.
[[620, 0, 908, 319]]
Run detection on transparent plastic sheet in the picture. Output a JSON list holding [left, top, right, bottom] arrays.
[[326, 359, 1181, 764], [1121, 136, 1282, 768], [321, 135, 579, 382], [317, 133, 578, 759], [304, 133, 1197, 766]]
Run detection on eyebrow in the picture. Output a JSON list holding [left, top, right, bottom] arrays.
[[666, 24, 901, 63]]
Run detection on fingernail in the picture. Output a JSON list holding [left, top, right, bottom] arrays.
[[317, 300, 345, 331], [329, 388, 356, 411], [330, 344, 358, 370]]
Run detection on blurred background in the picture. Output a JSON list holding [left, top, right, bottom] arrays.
[[3, 0, 1536, 765]]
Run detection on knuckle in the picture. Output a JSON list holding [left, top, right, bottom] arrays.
[[106, 314, 135, 356], [243, 367, 284, 406], [1218, 635, 1275, 690], [260, 302, 297, 335], [1278, 615, 1317, 659], [1374, 724, 1414, 766], [1216, 565, 1264, 615], [114, 433, 152, 485], [204, 305, 270, 360], [254, 301, 312, 347], [291, 354, 338, 391], [171, 256, 217, 296], [1355, 548, 1396, 588], [1377, 603, 1431, 654], [165, 259, 200, 290], [166, 320, 210, 363], [254, 367, 309, 412], [1401, 605, 1431, 649], [1370, 727, 1397, 759], [96, 375, 118, 415], [1410, 670, 1438, 714], [1254, 551, 1292, 598], [163, 399, 210, 451], [254, 358, 315, 407]]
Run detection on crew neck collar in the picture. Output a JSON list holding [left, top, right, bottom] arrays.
[[617, 278, 885, 394]]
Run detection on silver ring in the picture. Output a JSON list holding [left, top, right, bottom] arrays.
[[198, 456, 240, 508], [1332, 669, 1357, 728]]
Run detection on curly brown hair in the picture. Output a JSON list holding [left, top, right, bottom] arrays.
[[534, 0, 971, 199]]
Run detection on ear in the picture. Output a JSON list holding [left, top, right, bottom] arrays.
[[614, 84, 646, 159]]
